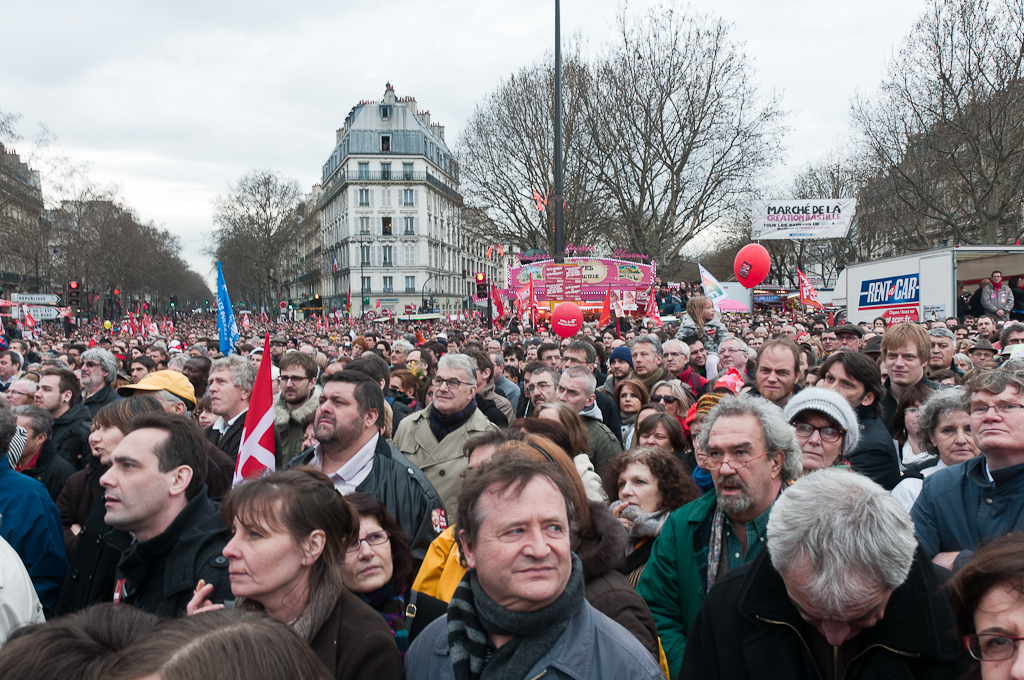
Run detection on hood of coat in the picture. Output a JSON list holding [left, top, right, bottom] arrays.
[[574, 500, 628, 582], [273, 385, 322, 427]]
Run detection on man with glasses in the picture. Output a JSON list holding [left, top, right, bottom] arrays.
[[717, 337, 750, 379], [913, 370, 1024, 571], [288, 369, 445, 561], [683, 470, 967, 680], [78, 348, 122, 417], [637, 395, 802, 675], [524, 366, 560, 416], [999, 322, 1024, 350], [981, 270, 1014, 321], [832, 323, 865, 353], [4, 379, 36, 407], [273, 352, 321, 466], [394, 353, 496, 520]]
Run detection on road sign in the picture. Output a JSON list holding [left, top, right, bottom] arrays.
[[11, 294, 60, 304], [279, 301, 287, 310], [11, 306, 68, 320], [405, 304, 416, 314], [365, 310, 377, 321]]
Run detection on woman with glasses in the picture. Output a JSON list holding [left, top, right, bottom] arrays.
[[615, 378, 650, 449], [650, 379, 693, 429], [782, 388, 860, 476], [341, 492, 446, 660], [949, 532, 1024, 680], [188, 467, 403, 680], [892, 388, 979, 513]]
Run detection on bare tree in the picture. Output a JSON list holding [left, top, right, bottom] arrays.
[[582, 5, 786, 279], [457, 44, 613, 256], [853, 0, 1024, 246]]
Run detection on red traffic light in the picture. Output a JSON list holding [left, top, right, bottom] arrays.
[[475, 272, 486, 283], [69, 281, 79, 290], [113, 288, 120, 295]]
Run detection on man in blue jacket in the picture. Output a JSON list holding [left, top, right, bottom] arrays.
[[0, 407, 68, 612], [912, 369, 1024, 571]]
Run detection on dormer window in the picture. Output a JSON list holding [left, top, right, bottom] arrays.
[[381, 135, 391, 152], [381, 106, 391, 121]]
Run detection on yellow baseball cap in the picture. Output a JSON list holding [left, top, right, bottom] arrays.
[[117, 369, 197, 406]]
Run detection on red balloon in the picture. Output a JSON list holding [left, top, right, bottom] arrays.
[[734, 244, 770, 289], [551, 302, 584, 338]]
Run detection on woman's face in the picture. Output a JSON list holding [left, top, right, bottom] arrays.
[[89, 425, 126, 466], [341, 515, 394, 594], [652, 387, 681, 416], [617, 462, 664, 514], [222, 515, 313, 613], [197, 409, 217, 429], [904, 402, 922, 437], [955, 356, 973, 372], [619, 388, 642, 415], [302, 421, 317, 450], [423, 383, 437, 407], [972, 581, 1024, 680], [638, 423, 673, 451], [931, 410, 979, 467]]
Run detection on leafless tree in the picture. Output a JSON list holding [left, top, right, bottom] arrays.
[[582, 5, 786, 279], [852, 0, 1024, 246]]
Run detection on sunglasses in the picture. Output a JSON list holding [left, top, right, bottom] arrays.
[[652, 395, 678, 404]]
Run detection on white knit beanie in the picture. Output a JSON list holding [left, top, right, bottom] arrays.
[[783, 387, 861, 456]]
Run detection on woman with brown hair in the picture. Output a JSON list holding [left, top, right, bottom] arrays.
[[615, 378, 650, 449], [341, 492, 447, 659], [188, 467, 402, 680], [893, 382, 935, 468]]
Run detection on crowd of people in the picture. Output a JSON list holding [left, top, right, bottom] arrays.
[[0, 273, 1023, 679]]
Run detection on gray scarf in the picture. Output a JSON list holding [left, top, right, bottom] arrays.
[[447, 553, 585, 680], [609, 501, 668, 554]]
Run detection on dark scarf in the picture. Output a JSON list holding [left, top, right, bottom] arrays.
[[361, 583, 409, 658], [428, 401, 478, 441], [447, 553, 585, 680]]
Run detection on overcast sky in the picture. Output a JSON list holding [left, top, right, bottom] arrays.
[[2, 0, 926, 285]]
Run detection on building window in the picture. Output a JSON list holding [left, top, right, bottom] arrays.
[[361, 276, 371, 293], [404, 216, 415, 235], [361, 245, 371, 266], [382, 217, 392, 236], [358, 162, 369, 180], [403, 162, 414, 180], [404, 189, 415, 207], [359, 216, 371, 234], [381, 135, 391, 152], [405, 244, 416, 266], [383, 276, 393, 293], [358, 188, 370, 206], [381, 162, 391, 180], [381, 105, 390, 121], [382, 245, 393, 267], [405, 276, 416, 293]]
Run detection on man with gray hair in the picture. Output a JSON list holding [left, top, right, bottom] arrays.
[[556, 365, 622, 476], [394, 352, 496, 517], [637, 394, 802, 676], [682, 469, 967, 679], [631, 334, 665, 393], [5, 378, 37, 407], [926, 327, 962, 378], [203, 354, 256, 463], [390, 338, 414, 370], [79, 348, 121, 417]]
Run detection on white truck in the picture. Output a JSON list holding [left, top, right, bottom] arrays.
[[832, 245, 1024, 325]]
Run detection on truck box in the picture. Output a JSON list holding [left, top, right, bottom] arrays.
[[832, 246, 1024, 325]]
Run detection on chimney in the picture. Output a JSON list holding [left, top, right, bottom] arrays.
[[431, 123, 445, 141]]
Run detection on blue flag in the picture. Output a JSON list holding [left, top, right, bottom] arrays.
[[217, 261, 240, 354]]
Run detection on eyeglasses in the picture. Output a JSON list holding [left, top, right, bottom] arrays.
[[280, 375, 309, 385], [969, 403, 1024, 417], [346, 530, 391, 553], [704, 450, 772, 471], [793, 422, 844, 443], [431, 376, 468, 390], [652, 395, 678, 404], [82, 360, 102, 368], [964, 633, 1024, 661]]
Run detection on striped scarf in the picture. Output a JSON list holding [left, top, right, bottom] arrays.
[[361, 583, 409, 659], [447, 553, 584, 680]]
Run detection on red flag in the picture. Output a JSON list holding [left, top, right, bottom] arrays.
[[491, 283, 505, 318], [487, 245, 493, 259], [797, 269, 824, 310], [599, 284, 612, 327], [233, 333, 276, 485], [375, 298, 381, 309], [21, 305, 36, 328], [497, 243, 504, 257], [532, 189, 546, 212], [347, 287, 352, 315], [644, 286, 663, 326], [241, 312, 250, 329]]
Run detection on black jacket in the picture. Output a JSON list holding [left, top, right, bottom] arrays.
[[20, 437, 76, 502], [475, 395, 509, 427], [56, 486, 231, 617], [847, 404, 901, 491], [81, 383, 121, 418], [288, 436, 446, 562], [51, 403, 92, 470], [681, 547, 969, 680], [204, 412, 247, 463]]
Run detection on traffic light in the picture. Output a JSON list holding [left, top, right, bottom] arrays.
[[113, 288, 120, 296], [475, 272, 487, 297], [68, 281, 80, 307], [170, 295, 177, 308]]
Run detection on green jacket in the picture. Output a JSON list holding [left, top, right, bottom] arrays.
[[636, 492, 718, 679], [581, 416, 622, 478]]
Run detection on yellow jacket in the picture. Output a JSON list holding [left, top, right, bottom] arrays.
[[411, 525, 466, 602]]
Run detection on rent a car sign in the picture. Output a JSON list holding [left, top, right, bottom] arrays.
[[859, 274, 920, 323]]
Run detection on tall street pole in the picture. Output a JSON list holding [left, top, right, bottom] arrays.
[[553, 0, 565, 264]]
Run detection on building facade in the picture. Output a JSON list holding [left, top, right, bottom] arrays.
[[0, 143, 44, 292], [318, 84, 498, 318]]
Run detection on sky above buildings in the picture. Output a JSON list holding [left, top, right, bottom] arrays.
[[2, 0, 925, 283]]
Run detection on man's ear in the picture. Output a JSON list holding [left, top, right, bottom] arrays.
[[168, 465, 195, 497]]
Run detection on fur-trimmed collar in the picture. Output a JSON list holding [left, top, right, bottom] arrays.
[[234, 577, 342, 643], [574, 500, 628, 581], [273, 384, 321, 427]]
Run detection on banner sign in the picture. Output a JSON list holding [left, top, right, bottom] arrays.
[[858, 273, 920, 310], [797, 269, 824, 310], [507, 257, 655, 302], [698, 264, 728, 305], [751, 199, 856, 240]]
